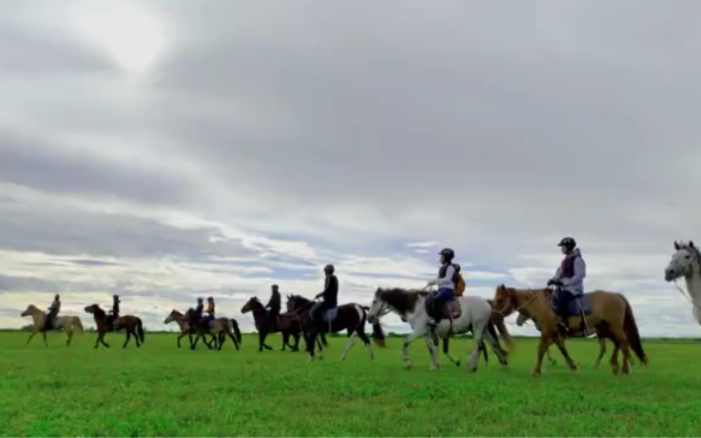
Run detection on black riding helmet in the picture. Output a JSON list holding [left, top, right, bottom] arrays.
[[439, 248, 455, 262], [271, 284, 279, 290], [54, 294, 60, 300], [558, 237, 577, 250], [197, 297, 203, 302], [323, 264, 335, 274], [207, 296, 214, 301]]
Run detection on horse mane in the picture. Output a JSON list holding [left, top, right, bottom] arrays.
[[376, 287, 426, 314], [677, 240, 701, 260], [287, 294, 311, 304]]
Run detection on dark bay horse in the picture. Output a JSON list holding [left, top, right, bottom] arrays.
[[286, 294, 386, 361], [492, 284, 647, 376], [241, 296, 314, 352], [84, 304, 145, 349]]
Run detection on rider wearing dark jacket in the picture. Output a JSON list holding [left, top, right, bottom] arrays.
[[265, 284, 282, 329], [426, 248, 458, 326], [110, 294, 121, 331], [43, 294, 61, 330], [310, 264, 338, 326], [191, 297, 204, 329], [547, 237, 586, 332]]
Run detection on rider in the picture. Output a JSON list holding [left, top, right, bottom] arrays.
[[110, 294, 121, 330], [204, 296, 215, 322], [190, 297, 204, 329], [43, 294, 61, 331], [310, 264, 338, 328], [426, 248, 458, 328], [265, 284, 281, 329], [547, 237, 586, 332]]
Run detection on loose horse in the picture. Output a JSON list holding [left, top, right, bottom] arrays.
[[241, 296, 316, 352], [187, 310, 242, 351], [286, 294, 386, 361], [367, 288, 508, 371], [84, 304, 145, 349], [491, 284, 647, 376], [665, 240, 701, 326], [20, 304, 84, 346]]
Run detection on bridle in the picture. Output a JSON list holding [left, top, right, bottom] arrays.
[[492, 287, 549, 318], [669, 246, 701, 310]]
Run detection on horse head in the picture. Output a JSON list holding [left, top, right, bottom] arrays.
[[240, 296, 260, 314], [20, 304, 38, 317], [666, 240, 701, 282], [492, 284, 516, 316], [163, 309, 180, 324], [285, 294, 311, 313], [84, 304, 104, 316]]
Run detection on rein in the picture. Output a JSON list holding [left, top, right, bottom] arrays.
[[672, 279, 701, 310], [493, 288, 546, 318]]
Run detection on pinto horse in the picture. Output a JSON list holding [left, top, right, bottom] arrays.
[[20, 304, 84, 347], [491, 284, 647, 376], [84, 304, 145, 349], [286, 294, 386, 361]]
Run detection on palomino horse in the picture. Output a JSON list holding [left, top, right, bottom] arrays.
[[186, 309, 242, 351], [20, 304, 84, 346], [367, 288, 508, 372], [241, 296, 311, 352], [163, 309, 218, 349], [286, 294, 386, 361], [491, 284, 647, 376], [84, 304, 145, 349], [665, 240, 701, 326]]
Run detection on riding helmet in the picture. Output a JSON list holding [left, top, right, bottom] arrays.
[[324, 264, 335, 274], [557, 237, 577, 250], [439, 248, 455, 261]]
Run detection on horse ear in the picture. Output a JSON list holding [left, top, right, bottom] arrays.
[[691, 241, 696, 249], [675, 241, 680, 251]]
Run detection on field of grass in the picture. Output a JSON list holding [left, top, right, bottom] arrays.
[[1, 331, 700, 437]]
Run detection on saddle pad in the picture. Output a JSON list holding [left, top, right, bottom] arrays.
[[565, 294, 592, 316], [322, 307, 338, 323]]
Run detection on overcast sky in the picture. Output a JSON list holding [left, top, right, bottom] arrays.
[[1, 0, 699, 337]]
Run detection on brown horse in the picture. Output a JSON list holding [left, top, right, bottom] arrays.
[[241, 297, 306, 352], [186, 310, 242, 351], [492, 284, 647, 376], [20, 304, 84, 346], [286, 294, 386, 361], [84, 304, 145, 349], [163, 309, 219, 349]]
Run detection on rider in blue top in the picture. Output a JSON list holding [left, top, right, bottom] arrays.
[[426, 248, 457, 327], [547, 237, 586, 332]]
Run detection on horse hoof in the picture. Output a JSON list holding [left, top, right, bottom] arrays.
[[531, 371, 541, 377], [404, 361, 412, 370], [455, 361, 461, 367]]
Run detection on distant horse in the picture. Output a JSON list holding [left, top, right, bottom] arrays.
[[492, 284, 647, 376], [286, 294, 386, 361], [164, 309, 219, 349], [186, 309, 242, 351], [84, 304, 145, 349], [242, 296, 325, 352], [367, 288, 507, 372], [20, 304, 84, 346]]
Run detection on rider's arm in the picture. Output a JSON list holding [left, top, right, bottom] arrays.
[[428, 265, 455, 288], [550, 266, 563, 282], [561, 258, 586, 287]]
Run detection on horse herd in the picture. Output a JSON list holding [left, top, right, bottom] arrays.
[[17, 239, 701, 377]]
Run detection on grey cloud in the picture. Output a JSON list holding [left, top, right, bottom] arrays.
[[0, 128, 195, 206], [0, 25, 112, 75]]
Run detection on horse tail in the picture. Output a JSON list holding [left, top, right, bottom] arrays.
[[619, 294, 648, 365], [136, 318, 145, 343], [492, 313, 515, 350], [358, 304, 386, 348], [73, 317, 84, 334], [231, 319, 242, 343]]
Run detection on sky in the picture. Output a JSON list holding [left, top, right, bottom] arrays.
[[1, 0, 700, 337]]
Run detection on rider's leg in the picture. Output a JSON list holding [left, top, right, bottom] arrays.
[[432, 288, 454, 325]]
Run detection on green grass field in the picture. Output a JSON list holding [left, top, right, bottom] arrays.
[[1, 331, 700, 437]]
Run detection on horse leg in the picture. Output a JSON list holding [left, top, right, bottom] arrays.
[[305, 330, 319, 361], [260, 331, 273, 351], [425, 331, 440, 371], [292, 333, 300, 351], [441, 337, 461, 367], [66, 330, 73, 347], [467, 325, 488, 372], [552, 336, 578, 372], [594, 335, 607, 369], [610, 325, 631, 375], [177, 333, 185, 348], [26, 331, 38, 346], [123, 331, 132, 348], [134, 329, 142, 347], [532, 335, 551, 377], [546, 347, 557, 365], [340, 330, 358, 361], [191, 334, 201, 350], [41, 331, 48, 347], [608, 336, 621, 375], [483, 324, 508, 368], [357, 329, 374, 361], [99, 331, 110, 348], [402, 325, 428, 370]]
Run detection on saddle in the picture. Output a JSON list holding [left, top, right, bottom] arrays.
[[552, 291, 593, 336], [321, 307, 338, 323]]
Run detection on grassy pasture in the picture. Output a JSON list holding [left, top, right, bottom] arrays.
[[1, 331, 700, 436]]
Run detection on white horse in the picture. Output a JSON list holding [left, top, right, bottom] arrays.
[[664, 240, 701, 325], [367, 287, 508, 372]]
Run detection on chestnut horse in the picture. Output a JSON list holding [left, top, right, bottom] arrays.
[[20, 304, 84, 346], [492, 284, 647, 376], [164, 309, 218, 349], [84, 304, 145, 349]]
